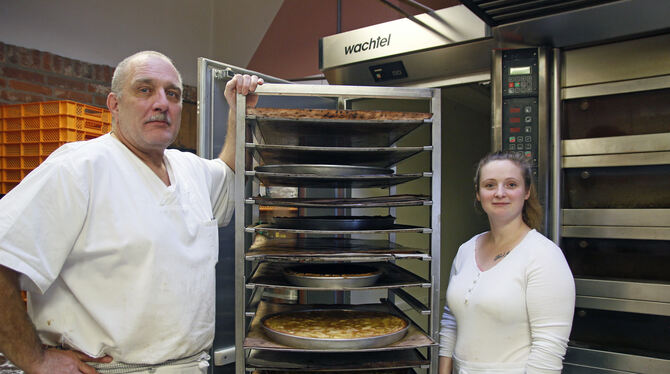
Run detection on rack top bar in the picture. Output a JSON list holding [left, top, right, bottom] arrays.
[[252, 83, 434, 99]]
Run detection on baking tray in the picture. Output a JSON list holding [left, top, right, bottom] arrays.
[[251, 194, 431, 208], [248, 223, 428, 235], [253, 369, 414, 374], [249, 144, 426, 167], [272, 215, 395, 230], [248, 108, 431, 147], [245, 237, 430, 262], [261, 309, 409, 350], [247, 261, 430, 290], [252, 171, 423, 188], [282, 263, 382, 288], [244, 301, 435, 352], [255, 164, 393, 176], [247, 349, 427, 371]]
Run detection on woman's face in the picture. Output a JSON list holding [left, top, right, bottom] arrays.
[[476, 160, 530, 224]]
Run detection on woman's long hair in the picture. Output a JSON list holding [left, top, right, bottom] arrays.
[[473, 151, 543, 231]]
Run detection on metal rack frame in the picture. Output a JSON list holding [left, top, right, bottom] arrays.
[[233, 83, 442, 374]]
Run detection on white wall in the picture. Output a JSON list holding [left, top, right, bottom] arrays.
[[0, 0, 283, 85]]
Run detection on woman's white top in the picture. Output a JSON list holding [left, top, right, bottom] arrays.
[[439, 229, 575, 373], [0, 134, 234, 364]]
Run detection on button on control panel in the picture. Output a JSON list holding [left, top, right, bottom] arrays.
[[503, 98, 538, 171]]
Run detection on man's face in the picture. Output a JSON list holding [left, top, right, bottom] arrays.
[[109, 56, 182, 154]]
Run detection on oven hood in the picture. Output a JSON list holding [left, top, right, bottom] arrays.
[[320, 1, 670, 86], [460, 0, 670, 48], [319, 5, 495, 87]]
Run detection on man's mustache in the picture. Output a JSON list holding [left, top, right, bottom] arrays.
[[146, 113, 170, 124]]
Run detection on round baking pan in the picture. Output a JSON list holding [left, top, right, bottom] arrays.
[[273, 215, 395, 230], [283, 263, 382, 288], [255, 164, 393, 176], [261, 309, 409, 350]]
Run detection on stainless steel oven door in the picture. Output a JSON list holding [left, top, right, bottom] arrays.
[[558, 34, 670, 374]]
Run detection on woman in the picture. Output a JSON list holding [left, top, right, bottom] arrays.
[[438, 151, 575, 374]]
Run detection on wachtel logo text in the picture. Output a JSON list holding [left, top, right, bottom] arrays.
[[344, 34, 391, 55]]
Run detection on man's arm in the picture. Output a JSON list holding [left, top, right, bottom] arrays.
[[0, 265, 44, 371], [0, 265, 111, 374], [219, 74, 263, 170]]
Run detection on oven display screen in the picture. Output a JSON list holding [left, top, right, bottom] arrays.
[[510, 66, 531, 75]]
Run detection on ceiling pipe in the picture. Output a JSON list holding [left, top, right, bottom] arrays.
[[378, 0, 454, 42], [337, 0, 342, 33]]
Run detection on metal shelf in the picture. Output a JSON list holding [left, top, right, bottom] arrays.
[[247, 194, 432, 208], [243, 301, 436, 353], [247, 261, 430, 290], [248, 143, 428, 167], [234, 83, 441, 373]]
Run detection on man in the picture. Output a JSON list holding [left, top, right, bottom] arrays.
[[0, 51, 263, 374]]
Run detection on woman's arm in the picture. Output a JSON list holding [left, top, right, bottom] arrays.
[[525, 241, 576, 373], [438, 356, 453, 374]]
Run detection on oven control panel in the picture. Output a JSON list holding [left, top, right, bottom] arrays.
[[501, 49, 539, 177]]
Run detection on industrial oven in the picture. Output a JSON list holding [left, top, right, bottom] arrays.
[[491, 36, 670, 373]]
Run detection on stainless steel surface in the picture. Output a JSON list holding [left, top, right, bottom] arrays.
[[536, 48, 551, 232], [252, 170, 424, 189], [490, 49, 502, 152], [260, 309, 409, 350], [247, 223, 429, 235], [563, 75, 670, 100], [198, 59, 296, 371], [565, 346, 670, 374], [550, 48, 561, 244], [253, 116, 429, 148], [197, 58, 291, 159], [234, 83, 440, 373], [249, 144, 427, 167], [556, 33, 670, 373], [255, 164, 393, 176], [214, 346, 235, 366], [246, 349, 428, 371], [563, 133, 670, 157], [576, 295, 670, 318], [391, 288, 430, 315], [429, 87, 442, 373], [247, 261, 429, 290], [576, 278, 670, 304], [485, 0, 670, 48], [563, 151, 670, 168], [249, 194, 431, 208], [234, 91, 247, 373], [254, 83, 433, 99], [460, 0, 620, 26], [562, 225, 670, 241], [319, 5, 487, 84], [562, 34, 670, 89], [245, 237, 430, 262], [562, 209, 670, 227], [272, 215, 395, 230]]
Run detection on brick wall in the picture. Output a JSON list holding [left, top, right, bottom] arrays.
[[0, 41, 197, 109]]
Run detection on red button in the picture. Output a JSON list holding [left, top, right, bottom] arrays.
[[510, 117, 521, 123], [508, 82, 514, 88], [510, 127, 521, 133], [510, 107, 521, 113]]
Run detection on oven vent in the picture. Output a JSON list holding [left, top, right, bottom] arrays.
[[460, 0, 620, 26]]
